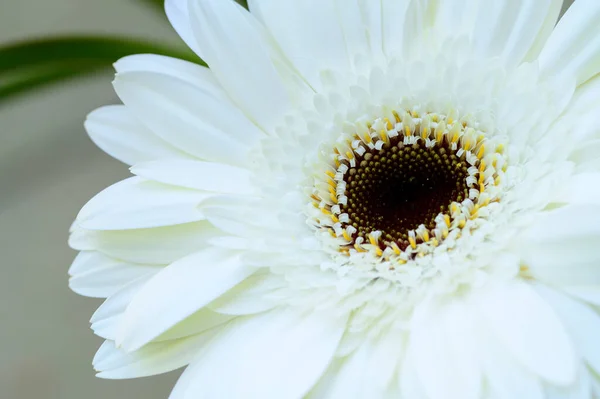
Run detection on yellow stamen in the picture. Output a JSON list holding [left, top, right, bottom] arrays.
[[384, 118, 393, 130], [409, 236, 417, 249], [477, 144, 485, 159], [368, 234, 378, 246], [354, 243, 366, 253], [380, 130, 389, 144]]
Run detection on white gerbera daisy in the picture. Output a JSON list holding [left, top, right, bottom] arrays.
[[69, 0, 600, 397]]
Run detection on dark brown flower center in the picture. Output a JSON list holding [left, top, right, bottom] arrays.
[[340, 135, 469, 250]]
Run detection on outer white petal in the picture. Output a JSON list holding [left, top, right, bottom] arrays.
[[155, 308, 235, 342], [91, 275, 152, 340], [91, 278, 234, 342], [116, 248, 255, 351], [170, 308, 347, 399], [76, 177, 208, 230], [380, 0, 412, 59], [554, 173, 600, 206], [471, 0, 562, 65], [250, 0, 362, 87], [114, 54, 228, 101], [564, 75, 600, 118], [189, 0, 294, 132], [207, 272, 284, 315], [398, 345, 429, 399], [570, 139, 600, 173], [93, 332, 212, 379], [410, 299, 481, 399], [309, 332, 405, 398], [535, 285, 600, 375], [130, 160, 256, 195], [85, 105, 188, 166], [520, 205, 600, 286], [475, 320, 545, 399], [113, 70, 261, 165], [544, 367, 592, 399], [165, 0, 203, 56], [68, 251, 160, 298], [201, 195, 283, 237], [539, 0, 600, 85], [563, 286, 600, 307], [69, 221, 220, 265], [476, 281, 577, 385], [430, 0, 478, 38]]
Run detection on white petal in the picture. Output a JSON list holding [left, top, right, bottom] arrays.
[[117, 248, 255, 351], [189, 0, 294, 131], [571, 139, 600, 173], [381, 0, 425, 59], [94, 332, 212, 379], [545, 370, 592, 399], [520, 205, 600, 286], [85, 105, 187, 166], [91, 278, 233, 342], [156, 308, 235, 342], [563, 285, 600, 307], [310, 332, 405, 398], [339, 0, 385, 65], [430, 0, 478, 39], [553, 173, 600, 206], [410, 299, 482, 399], [201, 196, 283, 237], [399, 346, 429, 399], [113, 70, 261, 165], [171, 308, 347, 399], [69, 222, 220, 265], [114, 54, 226, 101], [539, 0, 600, 85], [476, 281, 577, 385], [91, 276, 152, 340], [165, 0, 203, 56], [535, 285, 600, 375], [68, 251, 160, 298], [207, 272, 284, 315], [471, 0, 562, 65], [76, 177, 207, 230], [130, 160, 256, 195], [249, 0, 352, 88], [564, 75, 600, 118], [475, 319, 545, 399]]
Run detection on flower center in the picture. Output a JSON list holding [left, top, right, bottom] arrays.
[[341, 138, 469, 251], [308, 106, 508, 266]]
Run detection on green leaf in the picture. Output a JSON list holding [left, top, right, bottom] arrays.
[[0, 36, 204, 104], [137, 0, 248, 14], [236, 0, 249, 9], [136, 0, 165, 14]]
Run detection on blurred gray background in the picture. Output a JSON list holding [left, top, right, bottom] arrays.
[[0, 1, 576, 398], [0, 1, 182, 398]]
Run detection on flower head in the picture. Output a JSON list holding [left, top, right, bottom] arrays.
[[70, 0, 600, 398]]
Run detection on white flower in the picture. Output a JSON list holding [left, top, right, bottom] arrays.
[[68, 0, 600, 398]]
